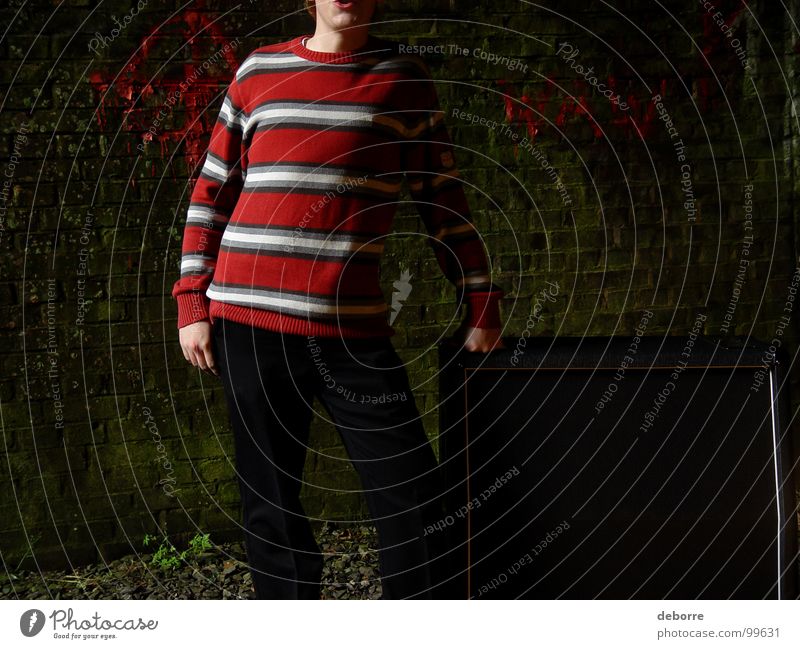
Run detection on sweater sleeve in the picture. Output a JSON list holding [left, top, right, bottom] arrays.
[[400, 59, 504, 329], [171, 74, 246, 329]]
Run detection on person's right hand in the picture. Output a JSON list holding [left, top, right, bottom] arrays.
[[179, 319, 219, 377]]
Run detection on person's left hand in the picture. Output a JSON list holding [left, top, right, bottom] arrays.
[[452, 322, 505, 352]]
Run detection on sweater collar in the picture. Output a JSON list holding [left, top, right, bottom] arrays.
[[291, 33, 387, 64]]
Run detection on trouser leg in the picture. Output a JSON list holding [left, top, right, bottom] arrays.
[[308, 335, 448, 599], [212, 318, 323, 599]]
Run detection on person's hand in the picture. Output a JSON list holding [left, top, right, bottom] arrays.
[[452, 322, 505, 352], [179, 319, 219, 376]]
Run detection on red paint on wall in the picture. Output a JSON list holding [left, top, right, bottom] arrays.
[[496, 4, 746, 144], [498, 76, 656, 145], [696, 0, 747, 112], [88, 2, 240, 179], [497, 78, 555, 153]]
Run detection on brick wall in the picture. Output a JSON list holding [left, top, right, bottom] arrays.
[[1, 0, 798, 570]]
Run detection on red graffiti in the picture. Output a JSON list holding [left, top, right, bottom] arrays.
[[497, 4, 746, 143], [88, 1, 240, 180], [700, 0, 745, 57], [497, 75, 653, 148], [497, 78, 554, 151], [696, 0, 747, 112]]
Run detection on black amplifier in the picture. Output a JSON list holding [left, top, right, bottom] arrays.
[[436, 335, 798, 599]]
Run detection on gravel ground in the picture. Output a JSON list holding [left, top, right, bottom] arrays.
[[6, 521, 796, 600], [0, 523, 381, 600]]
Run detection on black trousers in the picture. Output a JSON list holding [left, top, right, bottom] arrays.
[[211, 317, 451, 599]]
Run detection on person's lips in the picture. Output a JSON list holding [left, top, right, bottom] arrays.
[[332, 0, 355, 9]]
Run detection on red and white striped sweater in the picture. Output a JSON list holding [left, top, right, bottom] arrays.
[[172, 33, 504, 337]]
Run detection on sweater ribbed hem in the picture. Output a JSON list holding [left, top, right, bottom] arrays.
[[208, 301, 396, 338]]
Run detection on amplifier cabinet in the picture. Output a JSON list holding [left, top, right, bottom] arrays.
[[437, 335, 798, 599]]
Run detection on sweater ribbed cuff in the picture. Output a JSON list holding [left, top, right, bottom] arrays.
[[464, 289, 503, 329], [175, 292, 210, 329]]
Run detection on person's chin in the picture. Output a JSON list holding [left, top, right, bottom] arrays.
[[329, 14, 364, 28]]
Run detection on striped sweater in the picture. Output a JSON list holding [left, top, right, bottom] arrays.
[[172, 33, 504, 337]]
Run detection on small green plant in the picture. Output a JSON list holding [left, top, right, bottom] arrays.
[[189, 532, 212, 554], [143, 531, 213, 570]]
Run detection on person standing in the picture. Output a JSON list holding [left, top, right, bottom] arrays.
[[174, 0, 504, 599]]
